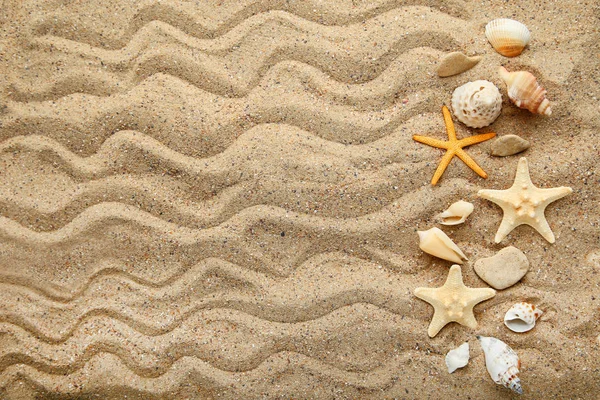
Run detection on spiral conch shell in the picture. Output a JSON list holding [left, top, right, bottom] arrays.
[[477, 336, 523, 395], [417, 227, 467, 264], [504, 302, 543, 333], [499, 67, 552, 115], [451, 80, 502, 128], [437, 200, 474, 225], [485, 18, 530, 57]]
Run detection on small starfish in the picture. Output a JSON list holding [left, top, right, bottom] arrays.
[[414, 265, 496, 337], [413, 106, 496, 185], [478, 157, 572, 243]]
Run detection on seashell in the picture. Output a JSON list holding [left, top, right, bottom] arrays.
[[437, 52, 482, 77], [417, 227, 468, 264], [445, 342, 470, 373], [485, 18, 530, 57], [477, 336, 523, 395], [451, 80, 502, 128], [504, 302, 543, 333], [437, 200, 474, 225], [498, 67, 551, 115]]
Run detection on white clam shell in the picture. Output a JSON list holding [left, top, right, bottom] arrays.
[[477, 336, 523, 395], [485, 18, 531, 57], [504, 302, 543, 333], [437, 200, 474, 225], [417, 227, 468, 264], [445, 342, 469, 373], [451, 80, 502, 128]]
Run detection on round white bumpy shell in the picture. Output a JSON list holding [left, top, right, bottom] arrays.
[[451, 81, 502, 128]]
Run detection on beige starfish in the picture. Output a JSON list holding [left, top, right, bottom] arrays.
[[414, 265, 496, 337], [478, 157, 572, 243]]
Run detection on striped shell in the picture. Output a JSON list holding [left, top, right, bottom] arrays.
[[477, 336, 523, 395], [485, 19, 531, 57], [499, 67, 551, 115]]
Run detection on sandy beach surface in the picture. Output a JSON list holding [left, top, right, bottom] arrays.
[[0, 0, 599, 398]]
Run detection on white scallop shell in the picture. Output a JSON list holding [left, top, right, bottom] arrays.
[[445, 342, 469, 373], [451, 80, 502, 128], [417, 227, 468, 264], [485, 18, 531, 57], [504, 302, 543, 333], [437, 200, 474, 225], [477, 336, 523, 395]]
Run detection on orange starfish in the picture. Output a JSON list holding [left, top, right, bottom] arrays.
[[413, 106, 496, 185]]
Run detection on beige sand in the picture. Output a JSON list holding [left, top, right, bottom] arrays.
[[0, 0, 598, 398]]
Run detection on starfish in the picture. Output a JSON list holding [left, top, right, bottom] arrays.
[[413, 106, 496, 185], [414, 265, 496, 337], [478, 157, 572, 243]]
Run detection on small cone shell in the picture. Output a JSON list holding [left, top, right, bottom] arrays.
[[499, 67, 552, 115], [485, 18, 530, 57], [417, 227, 468, 264]]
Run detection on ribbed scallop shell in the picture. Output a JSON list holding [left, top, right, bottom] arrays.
[[499, 67, 552, 115], [485, 18, 531, 57], [504, 302, 543, 333], [477, 336, 523, 395], [451, 80, 502, 128]]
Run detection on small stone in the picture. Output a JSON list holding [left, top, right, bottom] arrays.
[[474, 246, 529, 290], [437, 52, 482, 77], [490, 134, 530, 156]]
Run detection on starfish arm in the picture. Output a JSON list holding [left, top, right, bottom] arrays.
[[527, 214, 556, 243], [494, 214, 521, 243], [414, 287, 439, 303], [467, 288, 497, 304], [445, 265, 464, 285], [513, 157, 535, 187], [431, 150, 455, 185], [427, 309, 451, 337], [441, 105, 457, 141], [458, 132, 497, 147], [413, 135, 448, 148], [539, 186, 573, 204], [455, 148, 487, 179], [478, 189, 513, 207], [459, 311, 478, 329]]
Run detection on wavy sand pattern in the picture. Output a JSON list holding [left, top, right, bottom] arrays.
[[1, 0, 599, 398]]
